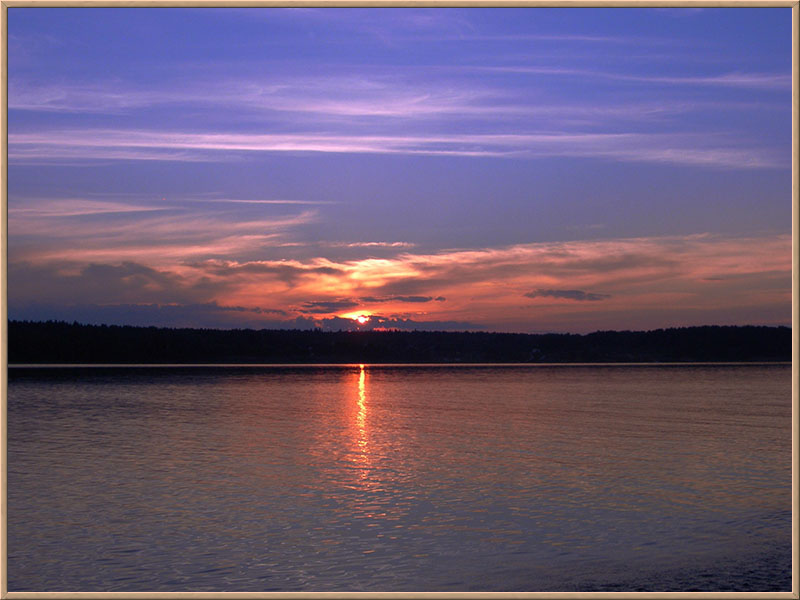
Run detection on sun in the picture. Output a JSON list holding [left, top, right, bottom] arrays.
[[341, 310, 373, 323]]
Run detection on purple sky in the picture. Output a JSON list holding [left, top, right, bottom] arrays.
[[7, 7, 792, 333]]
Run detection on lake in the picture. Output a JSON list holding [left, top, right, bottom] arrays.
[[6, 363, 791, 591]]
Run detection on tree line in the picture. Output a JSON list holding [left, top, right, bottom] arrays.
[[7, 320, 791, 364]]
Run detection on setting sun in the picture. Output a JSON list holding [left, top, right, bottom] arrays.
[[356, 315, 369, 325]]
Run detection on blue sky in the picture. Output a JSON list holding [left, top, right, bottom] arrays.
[[7, 7, 793, 333]]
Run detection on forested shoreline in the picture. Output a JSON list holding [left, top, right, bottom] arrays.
[[7, 320, 791, 364]]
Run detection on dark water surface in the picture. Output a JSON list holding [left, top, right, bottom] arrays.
[[7, 364, 791, 591]]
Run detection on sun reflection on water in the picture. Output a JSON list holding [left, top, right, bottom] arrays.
[[357, 364, 367, 447], [352, 363, 377, 490]]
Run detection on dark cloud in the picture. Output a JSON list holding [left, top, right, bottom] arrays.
[[365, 277, 453, 298], [300, 299, 360, 313], [214, 303, 287, 315], [8, 260, 213, 306], [188, 260, 344, 285], [544, 254, 679, 276], [316, 315, 481, 332], [291, 316, 320, 330], [359, 295, 443, 304], [525, 289, 611, 302], [9, 303, 480, 333], [373, 250, 679, 298], [9, 302, 292, 329]]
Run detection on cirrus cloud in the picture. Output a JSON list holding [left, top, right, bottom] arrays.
[[9, 128, 785, 169]]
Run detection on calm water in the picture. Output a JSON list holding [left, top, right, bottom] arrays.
[[7, 364, 791, 591]]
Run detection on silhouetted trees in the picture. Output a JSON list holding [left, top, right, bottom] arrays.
[[7, 320, 790, 364]]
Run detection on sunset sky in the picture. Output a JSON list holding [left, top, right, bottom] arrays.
[[7, 7, 792, 333]]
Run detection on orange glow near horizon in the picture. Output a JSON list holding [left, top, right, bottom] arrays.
[[11, 231, 790, 333]]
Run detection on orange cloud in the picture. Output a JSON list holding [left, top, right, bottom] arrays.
[[186, 233, 790, 330], [9, 232, 790, 333]]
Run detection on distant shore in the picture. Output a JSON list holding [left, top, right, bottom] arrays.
[[7, 321, 791, 365]]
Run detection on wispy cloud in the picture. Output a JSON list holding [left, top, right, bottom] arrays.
[[11, 73, 782, 123], [9, 198, 319, 266], [478, 66, 791, 90], [9, 81, 186, 113], [8, 198, 171, 218], [439, 33, 667, 44], [9, 128, 783, 169], [9, 76, 497, 119], [216, 8, 678, 49], [9, 61, 787, 172], [196, 198, 336, 205], [331, 241, 416, 249]]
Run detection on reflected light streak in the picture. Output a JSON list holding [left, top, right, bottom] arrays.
[[357, 364, 367, 449], [351, 363, 377, 491]]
